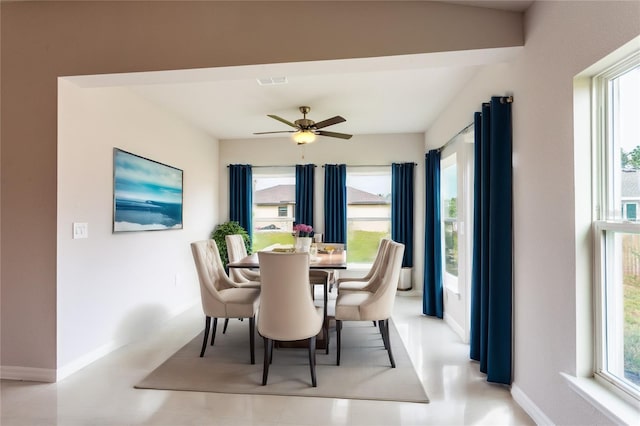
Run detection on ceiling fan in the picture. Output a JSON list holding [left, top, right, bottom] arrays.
[[254, 106, 353, 144]]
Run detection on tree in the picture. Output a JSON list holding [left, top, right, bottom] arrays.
[[622, 146, 640, 169], [448, 197, 457, 217], [210, 221, 251, 267]]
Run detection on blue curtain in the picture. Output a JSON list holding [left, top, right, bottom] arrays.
[[469, 97, 513, 385], [423, 150, 443, 318], [323, 164, 347, 245], [391, 162, 415, 267], [229, 164, 253, 234], [295, 164, 315, 227]]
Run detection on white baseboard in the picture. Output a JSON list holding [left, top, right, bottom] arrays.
[[56, 341, 120, 381], [511, 382, 555, 425], [2, 299, 199, 383], [0, 366, 56, 383], [57, 299, 198, 381], [444, 312, 466, 342]]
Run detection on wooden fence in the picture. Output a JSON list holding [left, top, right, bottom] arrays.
[[623, 234, 640, 277]]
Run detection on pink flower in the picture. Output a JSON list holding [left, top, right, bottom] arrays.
[[293, 223, 313, 237]]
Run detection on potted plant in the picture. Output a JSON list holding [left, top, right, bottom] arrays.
[[293, 223, 313, 253], [210, 221, 251, 267]]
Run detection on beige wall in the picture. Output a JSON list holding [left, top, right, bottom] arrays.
[[348, 205, 390, 219], [56, 80, 217, 377], [3, 1, 636, 423], [425, 1, 640, 425], [1, 1, 522, 376], [254, 205, 294, 232]]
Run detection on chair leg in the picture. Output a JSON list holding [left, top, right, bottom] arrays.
[[381, 319, 396, 368], [210, 317, 218, 346], [378, 320, 388, 349], [262, 337, 272, 385], [308, 336, 317, 387], [322, 318, 331, 355], [200, 316, 211, 357], [336, 319, 342, 366], [223, 318, 229, 334], [373, 321, 377, 327], [249, 316, 255, 365]]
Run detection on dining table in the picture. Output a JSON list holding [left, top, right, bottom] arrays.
[[227, 245, 347, 351]]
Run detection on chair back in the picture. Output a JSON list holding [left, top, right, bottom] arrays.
[[257, 252, 323, 341], [191, 240, 234, 316], [352, 238, 392, 292], [364, 238, 392, 281], [226, 234, 252, 283], [361, 240, 405, 319]]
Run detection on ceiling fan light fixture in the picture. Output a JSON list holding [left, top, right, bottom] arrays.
[[293, 130, 316, 145]]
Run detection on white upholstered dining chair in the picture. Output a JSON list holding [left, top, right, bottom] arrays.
[[225, 234, 261, 287], [336, 238, 391, 294], [190, 240, 260, 364], [334, 240, 405, 368], [257, 251, 324, 387]]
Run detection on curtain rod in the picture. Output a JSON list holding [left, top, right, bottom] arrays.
[[322, 163, 417, 168], [436, 96, 513, 153], [227, 164, 315, 168], [437, 121, 474, 153], [227, 163, 417, 168], [483, 96, 514, 107]]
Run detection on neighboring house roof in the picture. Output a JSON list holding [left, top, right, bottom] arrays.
[[254, 184, 388, 205], [622, 169, 640, 198], [346, 187, 389, 204], [254, 185, 295, 204]]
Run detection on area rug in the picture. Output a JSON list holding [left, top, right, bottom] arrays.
[[135, 319, 429, 403]]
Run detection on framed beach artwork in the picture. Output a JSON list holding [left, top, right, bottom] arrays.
[[113, 148, 183, 232]]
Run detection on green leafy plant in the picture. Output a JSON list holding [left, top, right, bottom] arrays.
[[210, 221, 251, 267]]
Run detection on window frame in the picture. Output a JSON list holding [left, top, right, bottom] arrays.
[[251, 166, 296, 250], [439, 125, 474, 302], [345, 166, 392, 267], [592, 52, 640, 404], [592, 221, 640, 402], [440, 152, 459, 292]]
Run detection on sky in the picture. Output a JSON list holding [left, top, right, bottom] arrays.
[[619, 67, 639, 152], [254, 169, 392, 196], [114, 150, 183, 203]]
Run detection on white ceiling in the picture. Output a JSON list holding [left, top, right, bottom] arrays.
[[70, 1, 531, 142]]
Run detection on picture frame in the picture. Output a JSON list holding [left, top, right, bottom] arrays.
[[113, 148, 183, 232]]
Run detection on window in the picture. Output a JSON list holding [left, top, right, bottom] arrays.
[[593, 54, 640, 402], [346, 167, 391, 265], [439, 125, 474, 300], [441, 153, 459, 285], [252, 167, 295, 250]]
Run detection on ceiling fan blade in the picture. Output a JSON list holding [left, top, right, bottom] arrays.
[[253, 131, 295, 135], [267, 114, 298, 129], [317, 130, 352, 140], [313, 115, 346, 129]]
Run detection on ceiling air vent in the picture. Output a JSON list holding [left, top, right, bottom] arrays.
[[257, 76, 288, 86]]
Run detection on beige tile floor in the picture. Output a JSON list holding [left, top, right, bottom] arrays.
[[1, 295, 534, 425]]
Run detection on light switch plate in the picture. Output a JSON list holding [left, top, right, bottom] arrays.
[[73, 222, 88, 239]]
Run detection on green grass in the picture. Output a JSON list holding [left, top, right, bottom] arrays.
[[347, 230, 389, 263], [252, 230, 388, 264], [252, 232, 295, 252], [624, 274, 640, 384]]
